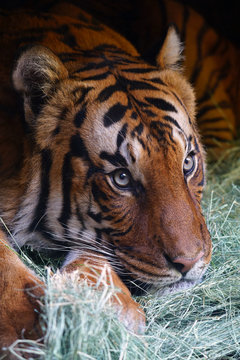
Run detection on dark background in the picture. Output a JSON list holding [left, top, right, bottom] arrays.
[[0, 0, 240, 46], [182, 0, 240, 46]]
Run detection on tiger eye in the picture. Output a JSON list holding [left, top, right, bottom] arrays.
[[112, 169, 131, 188], [183, 154, 195, 175]]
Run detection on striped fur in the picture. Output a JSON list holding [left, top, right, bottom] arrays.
[[132, 0, 240, 151], [70, 0, 240, 152], [0, 1, 211, 347]]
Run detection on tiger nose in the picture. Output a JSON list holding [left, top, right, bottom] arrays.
[[171, 251, 204, 273]]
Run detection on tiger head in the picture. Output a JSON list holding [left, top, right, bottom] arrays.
[[13, 27, 211, 295]]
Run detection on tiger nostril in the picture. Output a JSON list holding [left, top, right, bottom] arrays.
[[165, 251, 204, 274], [174, 262, 185, 274], [164, 254, 184, 273]]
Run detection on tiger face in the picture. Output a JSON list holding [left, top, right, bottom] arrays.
[[12, 27, 211, 296]]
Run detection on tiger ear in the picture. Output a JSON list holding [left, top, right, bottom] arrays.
[[13, 45, 68, 124], [156, 26, 183, 70]]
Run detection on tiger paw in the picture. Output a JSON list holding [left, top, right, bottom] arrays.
[[62, 255, 146, 334], [112, 289, 146, 334], [0, 250, 45, 354]]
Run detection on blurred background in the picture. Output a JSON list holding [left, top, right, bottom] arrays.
[[1, 0, 240, 47]]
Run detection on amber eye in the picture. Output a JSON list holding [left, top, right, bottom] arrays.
[[112, 169, 132, 189], [183, 153, 195, 175]]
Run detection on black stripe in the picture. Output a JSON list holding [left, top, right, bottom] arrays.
[[97, 83, 122, 102], [111, 224, 133, 237], [198, 177, 205, 187], [70, 133, 90, 161], [145, 97, 177, 112], [197, 101, 231, 119], [54, 24, 78, 49], [88, 210, 102, 223], [202, 127, 232, 133], [131, 122, 144, 137], [113, 210, 131, 224], [128, 80, 159, 91], [74, 61, 108, 73], [150, 121, 177, 146], [103, 103, 127, 127], [100, 151, 128, 167], [29, 149, 52, 232], [198, 116, 226, 124], [190, 23, 209, 84], [103, 215, 114, 221], [100, 205, 111, 213], [91, 180, 108, 203], [172, 92, 186, 111], [131, 111, 138, 119], [206, 34, 222, 57], [163, 115, 182, 130], [147, 77, 166, 86], [117, 123, 128, 148], [203, 135, 231, 142], [86, 165, 102, 180], [143, 109, 157, 117], [136, 137, 146, 150], [118, 254, 169, 278], [75, 86, 93, 105], [197, 61, 231, 104], [74, 106, 87, 128], [194, 137, 200, 153], [60, 52, 84, 63], [58, 152, 73, 228], [83, 72, 110, 81], [122, 67, 156, 73], [93, 44, 130, 55], [118, 247, 165, 270], [51, 126, 60, 137], [95, 228, 103, 244]]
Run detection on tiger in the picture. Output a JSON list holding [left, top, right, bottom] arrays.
[[67, 0, 240, 154], [0, 1, 212, 354]]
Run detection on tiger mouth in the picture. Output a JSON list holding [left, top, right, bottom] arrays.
[[108, 246, 209, 296], [151, 278, 202, 296], [114, 255, 208, 296], [118, 273, 203, 296]]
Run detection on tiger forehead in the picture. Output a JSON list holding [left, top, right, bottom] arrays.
[[73, 74, 194, 156], [71, 55, 188, 117], [77, 102, 193, 173], [38, 70, 194, 159], [73, 66, 193, 127]]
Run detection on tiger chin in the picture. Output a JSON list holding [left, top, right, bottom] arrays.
[[0, 3, 211, 353]]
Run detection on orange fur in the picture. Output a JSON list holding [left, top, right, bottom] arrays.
[[0, 1, 212, 352], [0, 232, 44, 356], [66, 0, 240, 151]]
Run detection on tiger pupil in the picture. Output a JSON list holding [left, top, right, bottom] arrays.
[[120, 173, 127, 180], [113, 170, 130, 188], [117, 171, 129, 184]]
